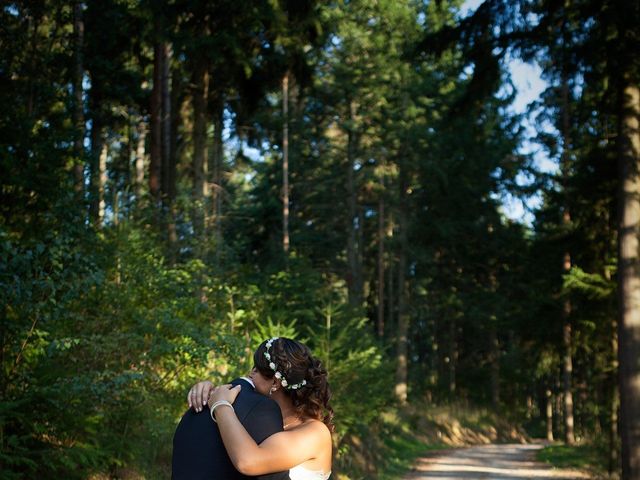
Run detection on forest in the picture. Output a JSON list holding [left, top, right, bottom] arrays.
[[1, 0, 639, 479]]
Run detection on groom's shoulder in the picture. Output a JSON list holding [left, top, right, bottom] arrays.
[[230, 378, 266, 407], [230, 378, 281, 421]]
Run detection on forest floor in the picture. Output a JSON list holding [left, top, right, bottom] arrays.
[[402, 443, 592, 479], [338, 404, 607, 480]]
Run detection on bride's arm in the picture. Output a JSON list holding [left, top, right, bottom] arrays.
[[216, 408, 325, 475], [209, 385, 326, 475]]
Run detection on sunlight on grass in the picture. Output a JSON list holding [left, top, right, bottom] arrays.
[[537, 443, 612, 478], [336, 403, 527, 480], [378, 431, 445, 480], [537, 444, 593, 468]]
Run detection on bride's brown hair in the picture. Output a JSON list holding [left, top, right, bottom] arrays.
[[254, 338, 335, 432]]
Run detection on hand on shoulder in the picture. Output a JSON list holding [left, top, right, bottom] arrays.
[[208, 383, 242, 408]]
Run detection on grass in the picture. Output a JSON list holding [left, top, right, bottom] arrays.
[[376, 419, 447, 480], [536, 442, 614, 478], [333, 409, 448, 480], [335, 403, 526, 479]]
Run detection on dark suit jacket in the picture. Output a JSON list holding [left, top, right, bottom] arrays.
[[172, 378, 290, 480]]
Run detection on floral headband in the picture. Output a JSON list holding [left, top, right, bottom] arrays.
[[264, 337, 307, 390]]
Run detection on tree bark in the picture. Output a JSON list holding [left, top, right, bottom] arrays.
[[377, 191, 385, 338], [489, 269, 500, 408], [555, 376, 563, 436], [282, 73, 290, 256], [448, 315, 456, 396], [97, 141, 107, 224], [346, 100, 362, 306], [192, 63, 209, 238], [72, 1, 85, 196], [134, 119, 146, 201], [562, 308, 576, 444], [211, 93, 224, 254], [395, 171, 409, 404], [611, 317, 620, 475], [617, 82, 640, 480], [162, 44, 177, 259], [546, 389, 554, 441], [387, 240, 394, 334], [560, 35, 576, 442], [490, 324, 500, 407], [161, 43, 172, 204], [89, 117, 103, 224], [169, 67, 181, 204], [149, 38, 163, 204]]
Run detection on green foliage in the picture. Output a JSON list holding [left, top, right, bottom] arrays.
[[311, 304, 392, 434], [0, 223, 230, 477], [563, 266, 615, 300], [1, 0, 628, 477], [537, 443, 608, 475]]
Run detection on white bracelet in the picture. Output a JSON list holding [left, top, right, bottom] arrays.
[[210, 400, 234, 423]]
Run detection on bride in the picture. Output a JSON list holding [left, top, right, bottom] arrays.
[[188, 337, 333, 479]]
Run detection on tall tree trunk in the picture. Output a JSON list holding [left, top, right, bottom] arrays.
[[211, 93, 224, 255], [282, 73, 290, 256], [377, 190, 385, 338], [97, 141, 107, 225], [358, 207, 364, 283], [611, 317, 620, 475], [122, 121, 132, 204], [387, 243, 394, 332], [561, 38, 576, 443], [134, 119, 146, 201], [192, 63, 209, 238], [395, 171, 409, 404], [346, 100, 362, 306], [89, 117, 103, 224], [149, 39, 163, 204], [555, 375, 564, 436], [490, 324, 500, 407], [546, 389, 554, 441], [562, 306, 576, 444], [489, 269, 500, 408], [162, 44, 177, 259], [161, 43, 172, 204], [617, 82, 640, 480], [387, 212, 395, 335], [448, 314, 456, 396], [72, 1, 85, 196], [169, 68, 181, 203], [601, 265, 620, 473], [428, 325, 437, 401]]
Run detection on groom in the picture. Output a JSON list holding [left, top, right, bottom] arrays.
[[172, 376, 290, 480]]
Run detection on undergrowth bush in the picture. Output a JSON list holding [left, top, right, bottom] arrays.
[[1, 224, 392, 478]]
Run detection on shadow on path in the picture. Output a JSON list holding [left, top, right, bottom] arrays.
[[403, 444, 590, 480]]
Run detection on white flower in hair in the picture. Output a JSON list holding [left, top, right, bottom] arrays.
[[262, 336, 307, 391]]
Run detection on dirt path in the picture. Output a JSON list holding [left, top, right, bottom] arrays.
[[403, 444, 591, 479]]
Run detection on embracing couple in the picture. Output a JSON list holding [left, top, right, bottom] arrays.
[[172, 337, 333, 480]]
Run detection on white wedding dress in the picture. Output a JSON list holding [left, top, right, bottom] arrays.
[[289, 465, 331, 480]]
